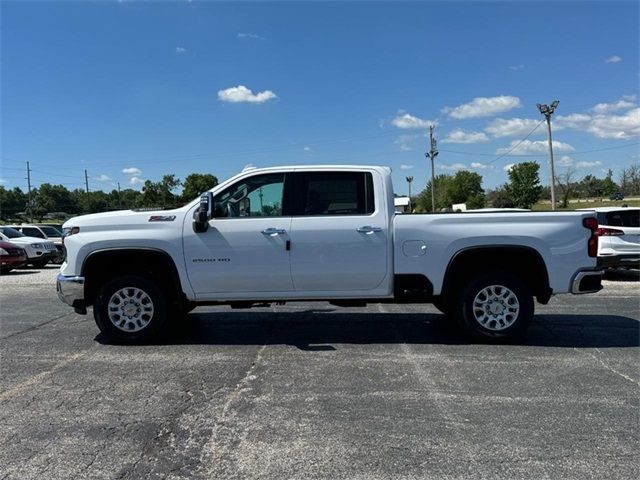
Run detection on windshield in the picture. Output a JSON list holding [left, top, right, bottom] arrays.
[[39, 226, 61, 237], [0, 227, 25, 239]]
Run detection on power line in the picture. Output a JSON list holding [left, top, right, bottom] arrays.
[[486, 119, 545, 165]]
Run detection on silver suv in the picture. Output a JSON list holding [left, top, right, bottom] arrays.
[[580, 207, 639, 269]]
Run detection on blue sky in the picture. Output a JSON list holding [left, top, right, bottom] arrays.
[[1, 0, 639, 196]]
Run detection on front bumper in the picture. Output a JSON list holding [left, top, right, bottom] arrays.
[[56, 274, 87, 314], [571, 269, 604, 294]]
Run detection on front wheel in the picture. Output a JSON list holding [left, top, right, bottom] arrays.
[[93, 274, 168, 343], [454, 271, 533, 342]]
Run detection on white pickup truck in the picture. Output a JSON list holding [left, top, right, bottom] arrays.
[[57, 165, 603, 342]]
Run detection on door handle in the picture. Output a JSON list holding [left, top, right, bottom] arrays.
[[261, 228, 286, 236], [356, 226, 383, 234]]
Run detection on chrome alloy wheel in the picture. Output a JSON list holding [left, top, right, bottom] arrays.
[[472, 285, 520, 331], [107, 287, 154, 332]]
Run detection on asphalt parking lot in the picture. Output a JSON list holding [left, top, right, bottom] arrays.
[[1, 267, 638, 480]]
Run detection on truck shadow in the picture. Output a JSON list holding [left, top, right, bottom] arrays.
[[97, 311, 640, 349]]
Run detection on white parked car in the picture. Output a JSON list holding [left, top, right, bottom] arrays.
[[0, 226, 57, 268], [578, 207, 640, 269], [11, 224, 65, 264]]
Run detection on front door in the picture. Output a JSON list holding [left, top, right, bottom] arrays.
[[184, 172, 294, 297]]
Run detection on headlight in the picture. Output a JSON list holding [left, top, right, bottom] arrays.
[[32, 243, 43, 249], [62, 226, 80, 246], [0, 248, 8, 255]]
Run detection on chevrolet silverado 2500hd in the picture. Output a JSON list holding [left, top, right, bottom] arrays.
[[57, 165, 603, 342]]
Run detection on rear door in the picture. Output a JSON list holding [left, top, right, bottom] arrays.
[[288, 170, 390, 295]]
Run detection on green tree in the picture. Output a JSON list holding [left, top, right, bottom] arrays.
[[415, 174, 454, 212], [506, 162, 543, 209], [486, 185, 514, 208], [600, 169, 619, 196], [34, 183, 78, 215], [0, 186, 27, 220], [579, 174, 603, 198], [449, 170, 484, 209], [181, 173, 219, 203], [138, 175, 182, 208]]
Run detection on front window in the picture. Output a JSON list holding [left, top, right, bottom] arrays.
[[212, 173, 285, 218], [22, 227, 45, 238]]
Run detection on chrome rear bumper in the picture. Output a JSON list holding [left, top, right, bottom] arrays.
[[571, 270, 604, 294]]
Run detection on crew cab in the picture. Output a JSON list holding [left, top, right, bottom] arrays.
[[57, 165, 603, 342]]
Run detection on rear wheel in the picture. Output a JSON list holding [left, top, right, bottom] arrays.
[[93, 274, 168, 343], [454, 271, 533, 342]]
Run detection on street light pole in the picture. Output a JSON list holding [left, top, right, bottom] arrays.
[[406, 176, 413, 213], [425, 125, 438, 212], [537, 100, 559, 210]]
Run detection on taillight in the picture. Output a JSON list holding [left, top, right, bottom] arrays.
[[583, 217, 598, 257], [596, 227, 624, 236]]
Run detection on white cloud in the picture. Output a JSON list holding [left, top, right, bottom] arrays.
[[303, 146, 311, 152], [555, 113, 591, 129], [503, 164, 515, 172], [443, 95, 521, 119], [122, 167, 142, 176], [439, 163, 468, 171], [400, 164, 414, 170], [557, 156, 573, 167], [95, 174, 112, 182], [557, 106, 640, 139], [394, 133, 424, 151], [175, 47, 187, 54], [495, 140, 575, 155], [441, 128, 489, 144], [471, 162, 492, 170], [508, 64, 525, 71], [484, 118, 543, 138], [237, 32, 265, 40], [391, 111, 432, 129], [576, 160, 603, 168], [605, 55, 622, 63], [588, 108, 640, 138], [0, 178, 6, 184], [591, 96, 636, 114], [217, 85, 277, 104], [130, 176, 144, 186]]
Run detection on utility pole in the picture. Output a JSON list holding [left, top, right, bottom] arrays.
[[26, 161, 32, 222], [424, 125, 438, 212], [117, 182, 122, 209], [84, 169, 90, 193], [405, 176, 413, 213], [537, 100, 560, 210]]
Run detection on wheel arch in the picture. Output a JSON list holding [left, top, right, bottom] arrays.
[[441, 245, 552, 304], [82, 248, 186, 308]]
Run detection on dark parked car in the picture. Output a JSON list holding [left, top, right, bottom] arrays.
[[0, 240, 27, 273], [609, 192, 624, 201]]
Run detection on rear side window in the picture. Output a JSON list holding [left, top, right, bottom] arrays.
[[294, 172, 375, 216], [604, 210, 640, 227], [22, 227, 45, 238]]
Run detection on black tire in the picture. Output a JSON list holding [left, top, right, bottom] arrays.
[[93, 274, 168, 343], [30, 259, 49, 268], [453, 271, 533, 342], [0, 267, 13, 274], [52, 249, 65, 264]]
